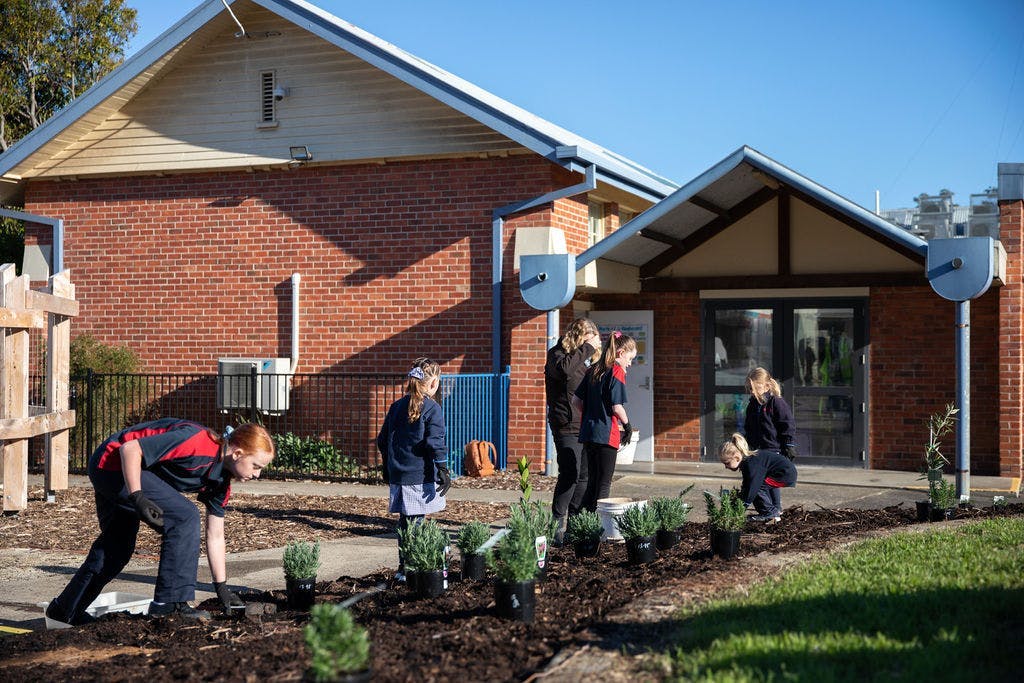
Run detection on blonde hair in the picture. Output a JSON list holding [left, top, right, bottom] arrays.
[[406, 357, 441, 423], [560, 317, 599, 354], [718, 432, 753, 463], [746, 367, 781, 404], [590, 331, 637, 384]]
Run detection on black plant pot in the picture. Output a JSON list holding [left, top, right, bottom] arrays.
[[710, 528, 741, 560], [405, 570, 420, 593], [915, 500, 932, 522], [572, 537, 602, 559], [656, 527, 683, 551], [416, 569, 445, 598], [930, 506, 955, 522], [494, 579, 536, 623], [625, 535, 658, 564], [331, 668, 372, 683], [461, 553, 486, 581], [285, 576, 315, 610]]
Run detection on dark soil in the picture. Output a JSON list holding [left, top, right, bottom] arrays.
[[3, 503, 1022, 683]]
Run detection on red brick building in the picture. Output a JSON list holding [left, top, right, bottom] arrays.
[[1, 0, 1020, 482]]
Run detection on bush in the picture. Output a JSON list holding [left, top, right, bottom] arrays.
[[401, 519, 447, 571], [704, 488, 747, 532], [507, 499, 556, 541], [614, 503, 659, 540], [283, 540, 321, 579], [270, 433, 361, 476], [304, 604, 370, 680], [930, 478, 957, 509], [566, 510, 603, 545], [455, 521, 491, 556], [650, 495, 692, 531], [488, 527, 539, 583]]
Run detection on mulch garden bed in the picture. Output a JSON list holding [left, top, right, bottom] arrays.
[[3, 500, 1022, 682]]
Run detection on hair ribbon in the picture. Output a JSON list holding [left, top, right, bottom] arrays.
[[408, 367, 425, 380], [613, 330, 622, 339]]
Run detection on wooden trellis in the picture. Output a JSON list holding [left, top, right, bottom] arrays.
[[0, 264, 77, 512]]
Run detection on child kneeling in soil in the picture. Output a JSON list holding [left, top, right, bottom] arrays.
[[718, 432, 797, 522], [376, 357, 451, 581], [46, 418, 275, 625]]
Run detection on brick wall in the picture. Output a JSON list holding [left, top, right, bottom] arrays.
[[998, 198, 1024, 478]]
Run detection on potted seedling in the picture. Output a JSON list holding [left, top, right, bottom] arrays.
[[615, 502, 659, 565], [455, 521, 491, 581], [283, 540, 321, 610], [917, 403, 958, 522], [650, 485, 694, 551], [403, 519, 448, 598], [304, 603, 371, 683], [488, 526, 540, 623], [929, 478, 958, 521], [565, 510, 604, 559], [507, 498, 556, 578], [704, 488, 746, 560]]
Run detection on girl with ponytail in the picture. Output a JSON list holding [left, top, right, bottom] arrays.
[[718, 431, 797, 523]]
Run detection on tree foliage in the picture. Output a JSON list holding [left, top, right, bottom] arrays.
[[0, 0, 138, 151]]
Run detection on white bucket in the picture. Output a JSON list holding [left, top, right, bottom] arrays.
[[596, 497, 646, 542], [40, 591, 151, 630], [616, 429, 639, 465]]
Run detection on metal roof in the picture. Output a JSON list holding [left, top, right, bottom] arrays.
[[577, 146, 928, 270], [0, 0, 677, 203]]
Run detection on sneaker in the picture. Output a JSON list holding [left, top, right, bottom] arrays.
[[148, 602, 211, 621], [749, 512, 782, 523], [46, 600, 96, 626], [393, 571, 407, 583]]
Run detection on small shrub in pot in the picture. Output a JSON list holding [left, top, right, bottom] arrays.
[[283, 540, 321, 610], [650, 489, 693, 550], [304, 603, 371, 682], [614, 503, 659, 564], [488, 526, 540, 622], [704, 488, 746, 559], [455, 521, 491, 581], [403, 519, 448, 597], [566, 510, 603, 558]]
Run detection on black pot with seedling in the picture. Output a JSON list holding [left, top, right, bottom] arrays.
[[304, 603, 371, 682], [566, 510, 604, 558], [650, 486, 693, 551], [402, 519, 448, 598], [929, 478, 958, 521], [488, 525, 540, 623], [917, 403, 958, 522], [615, 503, 659, 565], [704, 489, 746, 560], [507, 498, 556, 580], [455, 521, 491, 581], [283, 540, 321, 610]]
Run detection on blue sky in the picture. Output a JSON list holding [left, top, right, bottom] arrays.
[[127, 0, 1023, 211]]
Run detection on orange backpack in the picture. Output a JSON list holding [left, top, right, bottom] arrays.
[[463, 440, 497, 477]]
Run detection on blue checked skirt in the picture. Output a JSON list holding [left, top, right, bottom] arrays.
[[388, 483, 446, 516]]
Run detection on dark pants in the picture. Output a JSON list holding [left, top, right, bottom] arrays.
[[551, 433, 588, 520], [582, 442, 618, 512], [753, 484, 782, 515], [52, 464, 201, 621]]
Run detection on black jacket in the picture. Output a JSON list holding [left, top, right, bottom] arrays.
[[743, 393, 797, 452], [739, 450, 798, 506], [544, 338, 597, 436]]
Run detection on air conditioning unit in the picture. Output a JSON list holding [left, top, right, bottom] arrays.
[[217, 357, 292, 415]]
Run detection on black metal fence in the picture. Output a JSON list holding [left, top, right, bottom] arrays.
[[28, 369, 510, 482]]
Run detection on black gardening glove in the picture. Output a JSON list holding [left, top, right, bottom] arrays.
[[620, 422, 634, 447], [213, 581, 245, 612], [435, 464, 452, 497], [128, 490, 164, 530], [782, 444, 797, 462]]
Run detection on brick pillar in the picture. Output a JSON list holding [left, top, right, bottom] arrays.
[[998, 197, 1024, 479]]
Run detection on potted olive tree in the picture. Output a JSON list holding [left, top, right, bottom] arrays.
[[916, 403, 958, 522], [403, 519, 448, 598], [283, 540, 321, 610], [615, 503, 659, 565], [704, 489, 746, 560], [489, 527, 540, 622], [304, 603, 371, 683], [455, 521, 491, 581], [566, 510, 603, 558], [650, 486, 693, 551]]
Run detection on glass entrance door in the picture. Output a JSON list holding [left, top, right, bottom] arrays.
[[702, 299, 867, 466]]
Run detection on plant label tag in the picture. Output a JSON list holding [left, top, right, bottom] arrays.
[[535, 535, 547, 569]]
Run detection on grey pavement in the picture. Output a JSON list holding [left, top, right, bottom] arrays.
[[1, 465, 1018, 632]]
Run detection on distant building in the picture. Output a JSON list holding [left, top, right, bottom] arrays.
[[880, 188, 1000, 240]]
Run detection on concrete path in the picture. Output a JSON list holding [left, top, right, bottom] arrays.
[[1, 465, 1018, 632]]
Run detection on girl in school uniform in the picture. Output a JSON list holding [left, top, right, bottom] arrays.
[[718, 432, 797, 522], [743, 367, 798, 461], [376, 357, 451, 580], [571, 331, 637, 512], [46, 418, 276, 625]]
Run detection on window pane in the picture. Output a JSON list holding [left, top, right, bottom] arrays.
[[793, 308, 854, 387], [793, 394, 854, 459], [713, 309, 772, 387], [711, 392, 749, 448]]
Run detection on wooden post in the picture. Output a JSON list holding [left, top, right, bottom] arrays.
[[1, 265, 30, 512], [45, 271, 74, 499]]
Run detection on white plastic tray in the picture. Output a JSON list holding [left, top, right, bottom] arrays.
[[40, 591, 151, 629]]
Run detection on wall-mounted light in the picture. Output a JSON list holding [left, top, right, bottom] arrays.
[[288, 146, 312, 167]]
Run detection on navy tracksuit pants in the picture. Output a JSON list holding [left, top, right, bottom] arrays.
[[52, 461, 202, 620]]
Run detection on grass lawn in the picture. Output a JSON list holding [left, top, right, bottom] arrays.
[[666, 517, 1024, 682]]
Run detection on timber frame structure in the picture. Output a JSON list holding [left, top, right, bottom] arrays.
[[0, 265, 77, 512]]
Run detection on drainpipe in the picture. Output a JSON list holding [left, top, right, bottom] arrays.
[[490, 164, 597, 470], [289, 272, 300, 373]]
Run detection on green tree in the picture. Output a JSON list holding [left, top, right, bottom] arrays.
[[0, 0, 138, 152]]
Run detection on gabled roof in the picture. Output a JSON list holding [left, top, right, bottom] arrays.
[[577, 145, 928, 274], [0, 0, 677, 204]]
